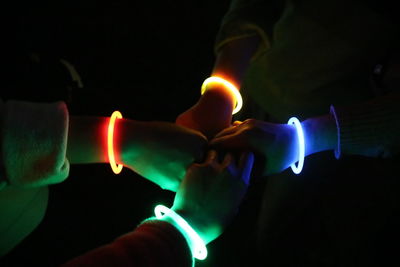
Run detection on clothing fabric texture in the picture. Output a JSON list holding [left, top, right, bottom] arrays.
[[61, 219, 193, 267], [214, 0, 400, 266], [0, 99, 193, 266], [0, 99, 69, 257]]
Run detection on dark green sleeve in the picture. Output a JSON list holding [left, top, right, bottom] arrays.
[[333, 92, 400, 158], [214, 0, 285, 57], [0, 186, 48, 257]]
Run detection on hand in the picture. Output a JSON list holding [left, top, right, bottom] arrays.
[[172, 150, 254, 244], [210, 119, 299, 176], [176, 84, 236, 139], [119, 121, 207, 192]]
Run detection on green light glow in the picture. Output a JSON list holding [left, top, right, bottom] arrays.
[[154, 204, 207, 260]]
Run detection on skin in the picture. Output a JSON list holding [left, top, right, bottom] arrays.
[[176, 35, 338, 176], [66, 116, 207, 192], [176, 35, 261, 139], [171, 150, 254, 244], [66, 116, 254, 243], [210, 115, 337, 176]]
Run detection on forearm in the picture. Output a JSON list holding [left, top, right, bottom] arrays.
[[200, 35, 261, 115], [302, 114, 337, 157], [211, 34, 261, 89], [66, 116, 142, 165], [66, 116, 109, 164]]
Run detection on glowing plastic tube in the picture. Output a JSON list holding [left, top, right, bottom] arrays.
[[154, 204, 207, 260], [201, 76, 243, 115], [287, 117, 305, 174], [108, 111, 123, 174]]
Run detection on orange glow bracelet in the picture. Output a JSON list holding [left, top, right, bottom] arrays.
[[201, 76, 243, 115], [108, 110, 123, 174]]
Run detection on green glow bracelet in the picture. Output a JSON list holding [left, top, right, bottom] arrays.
[[154, 204, 207, 260]]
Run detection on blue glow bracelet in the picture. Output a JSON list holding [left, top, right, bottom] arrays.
[[287, 117, 305, 174], [154, 205, 208, 260]]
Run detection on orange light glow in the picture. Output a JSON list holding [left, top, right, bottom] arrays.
[[201, 76, 243, 114], [108, 111, 123, 174]]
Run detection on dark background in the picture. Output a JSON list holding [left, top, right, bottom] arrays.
[[0, 1, 263, 266], [4, 1, 400, 267]]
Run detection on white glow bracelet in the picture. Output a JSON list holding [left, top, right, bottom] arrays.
[[108, 110, 123, 174], [287, 117, 305, 174], [201, 76, 243, 115], [154, 205, 207, 260]]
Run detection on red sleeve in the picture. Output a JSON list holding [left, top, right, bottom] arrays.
[[61, 220, 193, 267]]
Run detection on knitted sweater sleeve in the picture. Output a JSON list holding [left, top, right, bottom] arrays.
[[331, 92, 400, 158], [214, 0, 284, 58], [0, 99, 70, 188], [0, 99, 69, 257], [61, 220, 194, 267]]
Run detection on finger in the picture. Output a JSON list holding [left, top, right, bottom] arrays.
[[239, 152, 255, 185], [233, 120, 243, 126], [221, 153, 233, 168], [214, 125, 240, 139], [209, 134, 243, 148], [203, 149, 218, 165]]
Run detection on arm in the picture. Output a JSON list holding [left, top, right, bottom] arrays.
[[211, 34, 261, 91], [176, 0, 285, 139], [62, 150, 254, 267], [176, 35, 261, 139], [210, 92, 400, 176], [67, 115, 207, 192]]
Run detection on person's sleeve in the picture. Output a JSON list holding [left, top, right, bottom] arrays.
[[0, 99, 70, 188], [330, 93, 400, 158], [0, 99, 5, 190], [0, 99, 69, 257], [61, 219, 194, 267], [215, 0, 285, 60]]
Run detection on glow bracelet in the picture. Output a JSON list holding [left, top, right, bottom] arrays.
[[108, 110, 123, 174], [154, 205, 207, 260], [287, 117, 305, 174], [201, 76, 243, 115]]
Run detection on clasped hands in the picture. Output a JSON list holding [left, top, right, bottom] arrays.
[[120, 117, 298, 194], [117, 90, 300, 245]]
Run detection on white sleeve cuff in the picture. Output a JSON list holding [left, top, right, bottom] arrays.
[[1, 100, 70, 187]]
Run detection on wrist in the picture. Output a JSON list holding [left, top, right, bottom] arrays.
[[171, 208, 221, 245], [115, 119, 143, 167], [302, 114, 338, 156], [67, 116, 110, 164], [154, 205, 208, 260], [200, 81, 236, 112]]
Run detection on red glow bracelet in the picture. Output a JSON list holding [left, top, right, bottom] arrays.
[[108, 111, 123, 174]]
